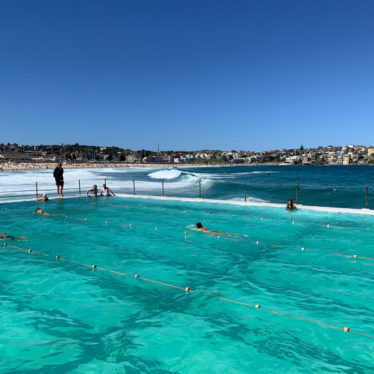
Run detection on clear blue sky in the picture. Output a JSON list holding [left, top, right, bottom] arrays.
[[1, 0, 373, 151]]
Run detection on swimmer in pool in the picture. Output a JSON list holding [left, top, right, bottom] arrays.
[[86, 185, 98, 197], [190, 222, 248, 237], [194, 222, 220, 234], [34, 207, 56, 216], [0, 233, 15, 240], [286, 199, 297, 210], [0, 233, 27, 241]]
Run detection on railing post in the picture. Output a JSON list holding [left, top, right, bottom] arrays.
[[244, 183, 247, 202], [35, 182, 38, 198], [78, 179, 81, 195], [296, 184, 299, 205], [366, 185, 369, 209], [104, 178, 107, 185], [199, 180, 202, 199], [162, 179, 165, 196], [133, 180, 136, 195]]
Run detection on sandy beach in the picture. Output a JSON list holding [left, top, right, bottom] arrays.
[[0, 162, 198, 171], [0, 161, 267, 171]]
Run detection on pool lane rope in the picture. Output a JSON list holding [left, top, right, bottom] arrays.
[[184, 229, 374, 263], [37, 204, 373, 235], [34, 211, 374, 262], [83, 200, 374, 232], [195, 210, 372, 231], [2, 242, 373, 340]]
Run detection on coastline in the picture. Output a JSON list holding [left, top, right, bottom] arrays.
[[0, 161, 370, 171], [0, 162, 271, 171]]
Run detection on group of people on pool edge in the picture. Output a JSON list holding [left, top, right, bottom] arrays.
[[54, 163, 116, 198], [86, 184, 116, 197], [34, 163, 116, 201], [34, 184, 115, 215]]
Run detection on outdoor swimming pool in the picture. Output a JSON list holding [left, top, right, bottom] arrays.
[[1, 197, 373, 373]]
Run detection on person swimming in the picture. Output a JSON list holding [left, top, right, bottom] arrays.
[[0, 233, 15, 240], [0, 233, 27, 241], [34, 207, 56, 216], [190, 222, 248, 237], [100, 184, 116, 197], [286, 199, 296, 210], [195, 222, 217, 233], [86, 185, 98, 197]]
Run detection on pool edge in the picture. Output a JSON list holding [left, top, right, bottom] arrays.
[[116, 193, 374, 216]]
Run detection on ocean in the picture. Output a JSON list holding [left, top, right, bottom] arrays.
[[0, 165, 373, 208]]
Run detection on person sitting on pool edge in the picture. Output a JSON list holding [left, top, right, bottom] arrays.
[[86, 185, 98, 197], [36, 193, 49, 202], [100, 184, 116, 197], [34, 207, 56, 216], [286, 199, 296, 210]]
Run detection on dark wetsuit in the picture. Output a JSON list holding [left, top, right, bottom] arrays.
[[53, 166, 64, 186]]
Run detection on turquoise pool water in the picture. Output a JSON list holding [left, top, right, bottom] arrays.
[[1, 197, 374, 373]]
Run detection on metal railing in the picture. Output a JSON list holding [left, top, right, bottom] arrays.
[[0, 178, 372, 209]]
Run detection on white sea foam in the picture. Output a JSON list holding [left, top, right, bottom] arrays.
[[229, 196, 268, 203], [134, 174, 213, 192], [0, 168, 104, 193], [191, 172, 235, 179], [0, 166, 274, 196], [0, 167, 216, 198], [148, 169, 182, 180], [190, 170, 277, 179], [238, 171, 278, 175], [102, 167, 155, 174]]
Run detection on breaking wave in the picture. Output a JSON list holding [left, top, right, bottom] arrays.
[[0, 166, 274, 201], [148, 169, 182, 180]]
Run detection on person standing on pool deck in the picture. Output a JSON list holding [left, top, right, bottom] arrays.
[[53, 163, 64, 197], [100, 184, 116, 197]]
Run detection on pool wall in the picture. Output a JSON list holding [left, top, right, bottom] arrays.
[[1, 192, 374, 216]]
